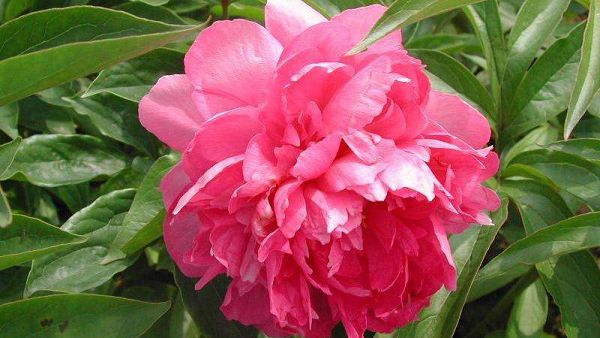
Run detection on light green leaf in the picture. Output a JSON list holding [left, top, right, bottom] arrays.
[[24, 189, 136, 296], [1, 135, 127, 187], [500, 0, 570, 108], [0, 102, 18, 139], [408, 49, 495, 123], [474, 212, 600, 292], [0, 294, 170, 338], [65, 95, 159, 156], [506, 280, 548, 338], [0, 6, 203, 106], [351, 0, 487, 54], [83, 48, 183, 102], [392, 197, 509, 338], [133, 0, 170, 6], [565, 0, 600, 138], [104, 154, 178, 263], [505, 23, 585, 140], [0, 215, 86, 271], [0, 185, 10, 228], [547, 138, 600, 162]]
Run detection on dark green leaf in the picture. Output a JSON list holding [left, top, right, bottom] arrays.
[[104, 154, 178, 263], [0, 6, 203, 106], [0, 215, 86, 271], [0, 267, 28, 304], [0, 294, 170, 338], [565, 0, 600, 137], [24, 189, 136, 296], [351, 0, 487, 54], [174, 269, 258, 338], [405, 34, 480, 54], [1, 135, 127, 187], [18, 96, 76, 135], [83, 48, 184, 102], [116, 2, 188, 25], [65, 95, 159, 156], [463, 1, 506, 104], [474, 212, 600, 292]]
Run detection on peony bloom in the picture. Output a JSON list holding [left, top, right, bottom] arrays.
[[139, 0, 500, 337]]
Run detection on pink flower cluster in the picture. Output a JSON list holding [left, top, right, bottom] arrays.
[[139, 0, 500, 337]]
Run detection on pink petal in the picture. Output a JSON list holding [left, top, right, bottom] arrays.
[[380, 150, 436, 201], [265, 0, 326, 46], [183, 107, 263, 178], [185, 20, 283, 115], [139, 75, 203, 151], [291, 135, 341, 180], [425, 91, 491, 148], [322, 56, 399, 133]]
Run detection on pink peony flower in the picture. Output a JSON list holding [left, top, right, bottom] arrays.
[[139, 0, 500, 336]]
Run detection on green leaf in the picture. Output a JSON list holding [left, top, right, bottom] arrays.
[[506, 280, 548, 338], [501, 125, 559, 168], [104, 154, 178, 263], [83, 48, 184, 102], [565, 0, 600, 138], [0, 6, 203, 106], [405, 34, 480, 54], [24, 189, 136, 296], [503, 178, 600, 338], [18, 96, 76, 135], [0, 137, 21, 177], [0, 185, 10, 228], [392, 196, 509, 338], [0, 102, 18, 139], [174, 269, 258, 338], [474, 212, 600, 293], [500, 0, 570, 108], [505, 23, 585, 140], [408, 49, 495, 123], [0, 294, 170, 338], [65, 95, 159, 156], [133, 0, 170, 6], [469, 178, 570, 300], [0, 215, 86, 271], [1, 135, 127, 187], [0, 267, 28, 305], [463, 1, 506, 104], [547, 138, 600, 162], [350, 0, 487, 54], [116, 2, 188, 25], [509, 147, 600, 210]]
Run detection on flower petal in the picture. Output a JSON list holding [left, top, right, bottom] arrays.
[[265, 0, 326, 46], [139, 75, 203, 151]]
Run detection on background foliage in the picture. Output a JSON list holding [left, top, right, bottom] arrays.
[[0, 0, 598, 337]]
